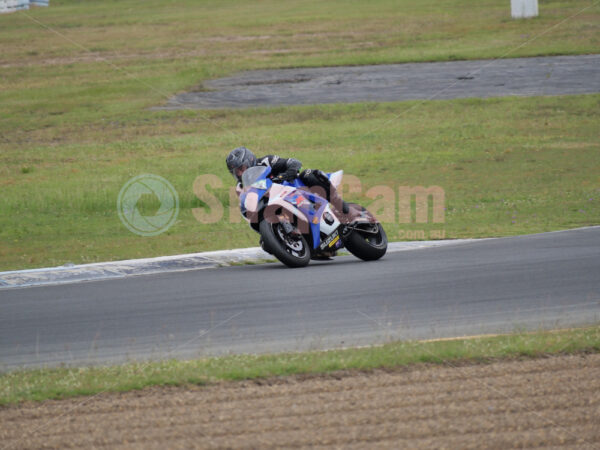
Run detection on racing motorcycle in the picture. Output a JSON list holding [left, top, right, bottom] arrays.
[[238, 165, 387, 267]]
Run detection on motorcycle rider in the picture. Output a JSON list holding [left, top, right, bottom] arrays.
[[225, 146, 358, 222]]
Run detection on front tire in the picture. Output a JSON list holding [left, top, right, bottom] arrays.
[[259, 220, 311, 268], [343, 222, 388, 261]]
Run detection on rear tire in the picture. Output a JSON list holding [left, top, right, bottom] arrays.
[[259, 220, 311, 268], [343, 222, 387, 261]]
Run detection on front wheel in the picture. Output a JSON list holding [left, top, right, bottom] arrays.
[[259, 220, 311, 268], [343, 221, 388, 261]]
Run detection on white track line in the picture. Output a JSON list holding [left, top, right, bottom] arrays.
[[0, 239, 482, 289], [2, 226, 598, 289]]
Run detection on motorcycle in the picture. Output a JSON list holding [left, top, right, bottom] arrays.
[[238, 165, 387, 267]]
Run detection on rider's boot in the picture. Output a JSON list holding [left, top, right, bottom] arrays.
[[328, 186, 363, 224]]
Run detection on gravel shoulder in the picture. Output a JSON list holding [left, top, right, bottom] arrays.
[[158, 54, 600, 109], [2, 353, 599, 449]]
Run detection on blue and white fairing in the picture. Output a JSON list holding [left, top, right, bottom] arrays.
[[238, 166, 345, 250], [279, 170, 344, 248]]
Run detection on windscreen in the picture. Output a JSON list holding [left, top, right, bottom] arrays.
[[241, 166, 268, 188]]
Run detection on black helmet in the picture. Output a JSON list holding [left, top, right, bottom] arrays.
[[226, 146, 256, 181]]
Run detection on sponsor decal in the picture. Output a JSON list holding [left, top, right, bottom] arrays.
[[319, 229, 340, 250], [328, 235, 340, 248]]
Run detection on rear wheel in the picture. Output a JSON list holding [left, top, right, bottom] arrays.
[[259, 220, 311, 268], [343, 222, 387, 261]]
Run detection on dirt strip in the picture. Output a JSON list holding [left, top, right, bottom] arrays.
[[1, 353, 599, 449]]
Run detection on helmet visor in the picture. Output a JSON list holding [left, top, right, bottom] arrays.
[[233, 164, 248, 179]]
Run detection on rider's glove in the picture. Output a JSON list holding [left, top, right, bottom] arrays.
[[281, 169, 298, 182]]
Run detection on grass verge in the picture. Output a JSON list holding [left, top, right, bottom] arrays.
[[1, 325, 599, 406], [1, 94, 599, 270]]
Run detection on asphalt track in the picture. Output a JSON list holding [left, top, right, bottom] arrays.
[[1, 227, 599, 370], [158, 54, 600, 109]]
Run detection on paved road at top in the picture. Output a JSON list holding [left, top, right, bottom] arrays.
[[1, 227, 599, 370], [158, 54, 600, 109]]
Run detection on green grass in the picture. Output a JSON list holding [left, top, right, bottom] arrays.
[[2, 0, 598, 147], [1, 95, 598, 270], [0, 0, 599, 270], [1, 325, 599, 406]]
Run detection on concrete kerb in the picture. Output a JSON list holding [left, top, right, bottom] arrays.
[[0, 239, 482, 289]]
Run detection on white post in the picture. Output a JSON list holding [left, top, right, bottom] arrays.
[[511, 0, 538, 18], [1, 0, 28, 12]]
